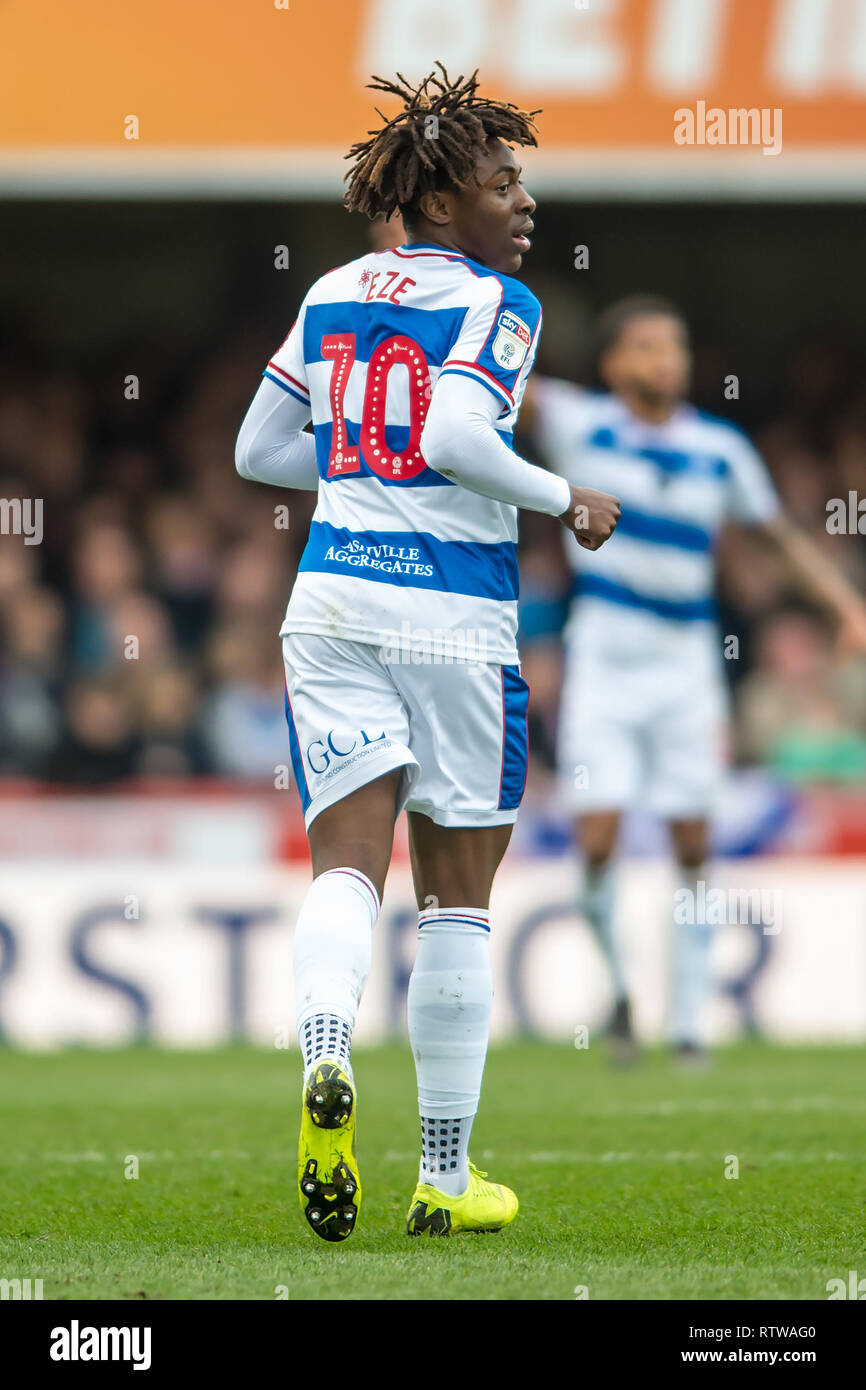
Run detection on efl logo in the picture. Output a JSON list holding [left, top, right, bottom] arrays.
[[492, 311, 531, 371]]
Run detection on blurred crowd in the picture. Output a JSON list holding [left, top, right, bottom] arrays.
[[0, 306, 864, 790]]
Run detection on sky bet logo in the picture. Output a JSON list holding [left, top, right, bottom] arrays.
[[306, 728, 386, 775], [491, 309, 531, 371]]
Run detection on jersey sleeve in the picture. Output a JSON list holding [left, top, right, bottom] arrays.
[[438, 276, 543, 418], [531, 376, 591, 472], [262, 297, 311, 412], [724, 428, 781, 526], [421, 372, 572, 516]]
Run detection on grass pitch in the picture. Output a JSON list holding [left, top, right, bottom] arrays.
[[0, 1042, 862, 1300]]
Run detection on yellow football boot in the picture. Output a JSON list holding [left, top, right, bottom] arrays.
[[298, 1060, 361, 1242], [406, 1159, 518, 1236]]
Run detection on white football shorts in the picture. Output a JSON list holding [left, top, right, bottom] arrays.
[[556, 624, 729, 820], [282, 632, 530, 829]]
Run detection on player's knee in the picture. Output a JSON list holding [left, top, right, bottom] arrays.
[[307, 770, 402, 896], [577, 815, 619, 868], [310, 840, 389, 900], [415, 866, 494, 911], [672, 824, 708, 871], [308, 829, 389, 900], [677, 850, 706, 873], [584, 844, 613, 872], [408, 817, 512, 911]]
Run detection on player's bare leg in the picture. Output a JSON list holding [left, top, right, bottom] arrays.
[[403, 815, 518, 1234], [307, 768, 403, 899], [293, 769, 403, 1241], [408, 815, 513, 908], [670, 817, 708, 872], [574, 811, 637, 1061], [669, 816, 713, 1067]]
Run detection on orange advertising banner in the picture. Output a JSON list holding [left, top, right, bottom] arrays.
[[0, 0, 864, 194]]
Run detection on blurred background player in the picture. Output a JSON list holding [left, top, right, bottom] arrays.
[[522, 295, 866, 1063], [234, 66, 619, 1240]]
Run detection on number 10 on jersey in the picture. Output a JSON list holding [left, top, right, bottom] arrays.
[[322, 333, 431, 482]]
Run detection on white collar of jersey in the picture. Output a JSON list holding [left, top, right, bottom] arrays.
[[613, 396, 696, 438], [395, 241, 467, 259]]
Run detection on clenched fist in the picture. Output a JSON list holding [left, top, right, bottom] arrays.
[[558, 485, 621, 550]]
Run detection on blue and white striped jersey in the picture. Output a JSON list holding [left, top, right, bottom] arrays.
[[266, 241, 543, 663], [534, 379, 780, 658]]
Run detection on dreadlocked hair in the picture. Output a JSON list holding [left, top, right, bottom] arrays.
[[343, 62, 540, 225]]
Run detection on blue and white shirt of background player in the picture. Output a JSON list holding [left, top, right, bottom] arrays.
[[262, 241, 543, 667], [532, 378, 781, 671]]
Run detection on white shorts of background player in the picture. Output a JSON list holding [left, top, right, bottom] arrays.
[[556, 612, 729, 820]]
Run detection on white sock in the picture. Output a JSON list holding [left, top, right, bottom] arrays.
[[408, 907, 493, 1198], [670, 865, 713, 1047], [579, 859, 628, 1003], [293, 867, 380, 1084]]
